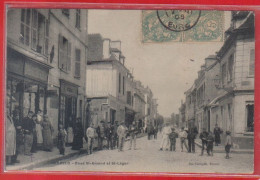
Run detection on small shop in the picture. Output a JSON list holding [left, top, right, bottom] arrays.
[[6, 48, 51, 120], [59, 79, 78, 129]]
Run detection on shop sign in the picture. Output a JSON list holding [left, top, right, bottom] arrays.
[[60, 81, 78, 97], [24, 61, 48, 82]]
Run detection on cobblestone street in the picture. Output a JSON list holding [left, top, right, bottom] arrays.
[[35, 134, 254, 174]]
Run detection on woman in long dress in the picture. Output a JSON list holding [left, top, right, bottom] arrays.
[[41, 115, 54, 151], [72, 118, 84, 150], [35, 116, 43, 149]]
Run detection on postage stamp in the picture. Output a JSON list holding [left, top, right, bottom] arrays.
[[142, 10, 224, 43]]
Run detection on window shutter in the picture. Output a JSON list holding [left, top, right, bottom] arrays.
[[58, 34, 63, 69], [31, 9, 38, 50], [75, 49, 81, 77], [44, 19, 49, 56], [249, 49, 255, 76], [67, 42, 71, 71]]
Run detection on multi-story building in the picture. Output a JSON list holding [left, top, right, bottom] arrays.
[[184, 83, 197, 128], [210, 12, 254, 149], [6, 9, 88, 137], [178, 100, 186, 128], [86, 34, 135, 127]]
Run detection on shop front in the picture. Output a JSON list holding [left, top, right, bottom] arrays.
[[6, 48, 51, 120], [59, 79, 78, 129]]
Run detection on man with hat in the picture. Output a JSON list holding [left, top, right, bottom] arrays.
[[169, 128, 178, 151]]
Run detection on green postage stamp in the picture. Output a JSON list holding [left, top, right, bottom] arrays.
[[142, 10, 224, 43]]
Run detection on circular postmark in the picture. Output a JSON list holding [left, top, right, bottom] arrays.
[[157, 10, 201, 32]]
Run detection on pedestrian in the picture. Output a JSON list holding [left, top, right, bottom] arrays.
[[31, 114, 38, 153], [169, 128, 178, 151], [42, 114, 54, 152], [214, 124, 223, 146], [179, 127, 188, 152], [225, 131, 232, 159], [35, 111, 43, 150], [96, 121, 106, 150], [207, 131, 214, 156], [72, 118, 84, 150], [154, 125, 158, 139], [86, 123, 95, 154], [5, 105, 18, 165], [57, 124, 67, 155], [117, 122, 127, 152], [199, 128, 208, 156], [105, 122, 114, 150], [187, 126, 198, 153], [66, 118, 74, 146], [113, 121, 119, 149], [22, 111, 34, 156], [147, 122, 154, 140], [128, 121, 138, 150], [160, 123, 171, 151]]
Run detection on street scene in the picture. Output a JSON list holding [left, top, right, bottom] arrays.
[[5, 9, 254, 174]]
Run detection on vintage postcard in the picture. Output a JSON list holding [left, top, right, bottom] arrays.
[[4, 8, 254, 174]]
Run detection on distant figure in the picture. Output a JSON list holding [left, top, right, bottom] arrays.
[[42, 115, 54, 152], [106, 122, 114, 150], [72, 118, 84, 150], [199, 128, 208, 156], [147, 122, 154, 140], [169, 128, 178, 151], [154, 126, 158, 139], [31, 114, 38, 153], [225, 131, 232, 159], [179, 127, 188, 152], [214, 124, 223, 146], [96, 121, 106, 150], [57, 124, 67, 155], [113, 121, 119, 149], [86, 123, 95, 154], [35, 110, 43, 150], [22, 111, 34, 156], [128, 121, 138, 150], [207, 131, 214, 156], [66, 117, 74, 146], [187, 126, 198, 153], [160, 123, 171, 151], [117, 122, 127, 152]]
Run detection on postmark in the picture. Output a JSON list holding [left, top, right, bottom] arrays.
[[142, 10, 224, 43], [156, 10, 201, 32]]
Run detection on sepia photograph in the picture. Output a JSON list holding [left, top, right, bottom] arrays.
[[5, 8, 254, 174]]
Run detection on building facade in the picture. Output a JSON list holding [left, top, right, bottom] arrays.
[[6, 8, 88, 137]]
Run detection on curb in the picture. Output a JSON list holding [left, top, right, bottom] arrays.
[[195, 141, 253, 154], [8, 149, 88, 171]]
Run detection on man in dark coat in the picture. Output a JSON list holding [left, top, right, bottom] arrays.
[[199, 128, 208, 156], [187, 126, 198, 153], [214, 124, 222, 146], [147, 122, 154, 140], [72, 118, 84, 150], [96, 121, 106, 150], [112, 121, 119, 149], [22, 111, 34, 155], [105, 122, 114, 150]]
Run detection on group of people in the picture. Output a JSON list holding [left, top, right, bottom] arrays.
[[85, 121, 139, 154], [159, 123, 232, 159], [6, 108, 54, 165]]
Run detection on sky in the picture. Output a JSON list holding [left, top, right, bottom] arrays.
[[88, 10, 231, 118]]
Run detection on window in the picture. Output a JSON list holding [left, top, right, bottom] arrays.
[[123, 76, 125, 95], [127, 91, 131, 105], [20, 9, 49, 56], [20, 9, 31, 46], [118, 73, 121, 93], [62, 9, 70, 18], [58, 35, 71, 72], [221, 63, 227, 85], [227, 54, 234, 82], [249, 49, 255, 76], [75, 49, 81, 78], [246, 104, 254, 132], [75, 9, 81, 29]]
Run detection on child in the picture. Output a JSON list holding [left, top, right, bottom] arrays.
[[169, 128, 178, 151], [225, 131, 232, 159], [199, 128, 208, 156], [57, 124, 67, 155], [206, 131, 214, 156]]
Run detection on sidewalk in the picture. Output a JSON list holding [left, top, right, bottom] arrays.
[[6, 143, 88, 171], [194, 139, 253, 154], [6, 133, 147, 171]]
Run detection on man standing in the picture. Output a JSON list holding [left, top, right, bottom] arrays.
[[113, 121, 119, 149], [199, 128, 208, 156], [96, 121, 106, 150], [169, 128, 178, 151], [117, 122, 127, 152], [160, 123, 171, 151], [86, 123, 95, 154], [106, 122, 114, 150], [214, 124, 222, 146], [187, 126, 198, 153], [22, 111, 34, 155], [5, 99, 17, 165], [179, 127, 188, 152], [147, 122, 154, 140], [128, 121, 138, 150]]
